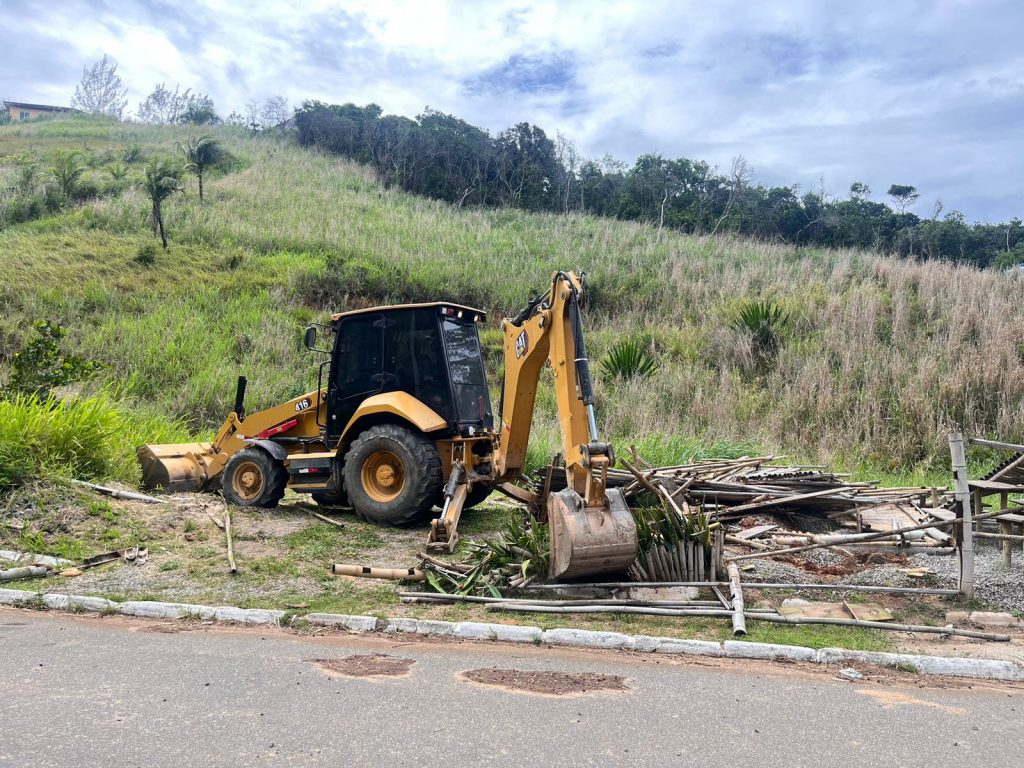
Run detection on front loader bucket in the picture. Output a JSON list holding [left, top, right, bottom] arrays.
[[547, 487, 637, 580], [137, 443, 216, 493]]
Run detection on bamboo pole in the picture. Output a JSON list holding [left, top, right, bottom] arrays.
[[727, 562, 746, 636], [975, 531, 1024, 542], [0, 565, 49, 581], [334, 564, 425, 581], [223, 502, 237, 575], [1001, 521, 1013, 568], [727, 506, 1009, 563], [524, 581, 960, 595], [482, 603, 1010, 641], [302, 506, 346, 529], [69, 479, 163, 504]]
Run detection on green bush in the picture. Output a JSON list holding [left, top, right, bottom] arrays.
[[0, 393, 189, 489], [599, 338, 660, 382], [135, 243, 158, 267], [730, 299, 790, 362], [5, 320, 102, 398]]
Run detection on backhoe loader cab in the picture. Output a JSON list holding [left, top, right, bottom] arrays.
[[318, 304, 493, 441]]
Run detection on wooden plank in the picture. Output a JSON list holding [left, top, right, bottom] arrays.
[[967, 479, 1024, 492], [734, 524, 779, 540], [715, 486, 858, 516]]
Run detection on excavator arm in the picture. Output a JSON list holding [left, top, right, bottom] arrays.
[[429, 271, 637, 578], [495, 271, 609, 502]]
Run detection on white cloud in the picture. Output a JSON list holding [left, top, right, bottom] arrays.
[[2, 0, 1021, 221]]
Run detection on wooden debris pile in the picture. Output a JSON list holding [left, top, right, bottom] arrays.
[[607, 454, 939, 524]]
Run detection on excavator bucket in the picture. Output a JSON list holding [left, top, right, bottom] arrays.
[[547, 487, 638, 580], [137, 443, 217, 493]]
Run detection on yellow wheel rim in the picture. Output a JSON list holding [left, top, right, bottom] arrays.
[[361, 449, 405, 503], [231, 460, 265, 502]]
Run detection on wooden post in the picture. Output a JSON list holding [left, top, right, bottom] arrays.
[[1001, 521, 1013, 568], [949, 433, 973, 600]]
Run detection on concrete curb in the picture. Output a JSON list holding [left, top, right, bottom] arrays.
[[2, 588, 1022, 682]]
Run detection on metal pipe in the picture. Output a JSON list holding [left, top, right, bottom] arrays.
[[524, 581, 960, 596]]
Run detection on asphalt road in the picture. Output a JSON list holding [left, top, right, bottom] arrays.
[[1, 608, 1021, 767]]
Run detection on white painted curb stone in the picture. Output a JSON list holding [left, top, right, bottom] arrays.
[[3, 588, 1023, 682]]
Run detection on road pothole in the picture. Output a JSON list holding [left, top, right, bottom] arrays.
[[309, 654, 415, 679], [459, 668, 628, 696]]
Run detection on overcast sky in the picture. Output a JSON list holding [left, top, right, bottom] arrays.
[[3, 0, 1021, 222]]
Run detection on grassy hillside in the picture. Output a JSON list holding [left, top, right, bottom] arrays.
[[2, 115, 1022, 485]]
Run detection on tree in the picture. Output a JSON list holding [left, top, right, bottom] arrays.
[[179, 95, 220, 125], [887, 184, 919, 214], [137, 84, 193, 124], [179, 136, 229, 201], [554, 131, 580, 215], [143, 158, 184, 248], [493, 122, 559, 210], [849, 181, 871, 200], [71, 55, 128, 119], [260, 96, 290, 128], [244, 99, 262, 133]]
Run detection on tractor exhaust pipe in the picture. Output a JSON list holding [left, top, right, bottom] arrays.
[[234, 375, 247, 420]]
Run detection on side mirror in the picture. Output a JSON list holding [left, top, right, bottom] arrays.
[[303, 325, 317, 350]]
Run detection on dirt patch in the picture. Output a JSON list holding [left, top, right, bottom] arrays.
[[309, 654, 415, 678], [855, 688, 967, 714], [460, 668, 628, 696]]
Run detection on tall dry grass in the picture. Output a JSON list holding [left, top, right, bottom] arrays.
[[2, 117, 1022, 476]]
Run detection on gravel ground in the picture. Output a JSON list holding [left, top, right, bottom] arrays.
[[908, 546, 1024, 613], [742, 539, 1024, 613]]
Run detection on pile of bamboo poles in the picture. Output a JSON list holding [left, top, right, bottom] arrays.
[[607, 455, 937, 521], [539, 455, 937, 523]]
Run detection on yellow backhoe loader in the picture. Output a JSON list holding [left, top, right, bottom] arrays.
[[138, 271, 637, 579]]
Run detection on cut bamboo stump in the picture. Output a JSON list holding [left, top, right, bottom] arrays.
[[333, 564, 425, 581]]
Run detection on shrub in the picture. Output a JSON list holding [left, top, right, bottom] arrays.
[[295, 253, 394, 308], [730, 299, 790, 363], [599, 338, 660, 382], [0, 393, 189, 489], [5, 320, 102, 398], [48, 150, 87, 200], [135, 243, 158, 266], [107, 161, 129, 181], [122, 144, 143, 163]]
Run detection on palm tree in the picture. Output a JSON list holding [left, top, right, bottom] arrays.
[[49, 150, 87, 200], [143, 158, 183, 249], [179, 135, 229, 202]]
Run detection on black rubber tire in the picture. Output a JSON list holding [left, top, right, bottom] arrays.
[[311, 489, 349, 508], [222, 447, 287, 508], [464, 483, 495, 510], [342, 424, 443, 525]]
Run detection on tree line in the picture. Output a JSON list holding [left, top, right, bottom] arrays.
[[67, 54, 289, 131], [294, 101, 1023, 269]]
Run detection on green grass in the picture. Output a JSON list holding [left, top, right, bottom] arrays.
[[3, 114, 1022, 489], [0, 393, 189, 488]]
